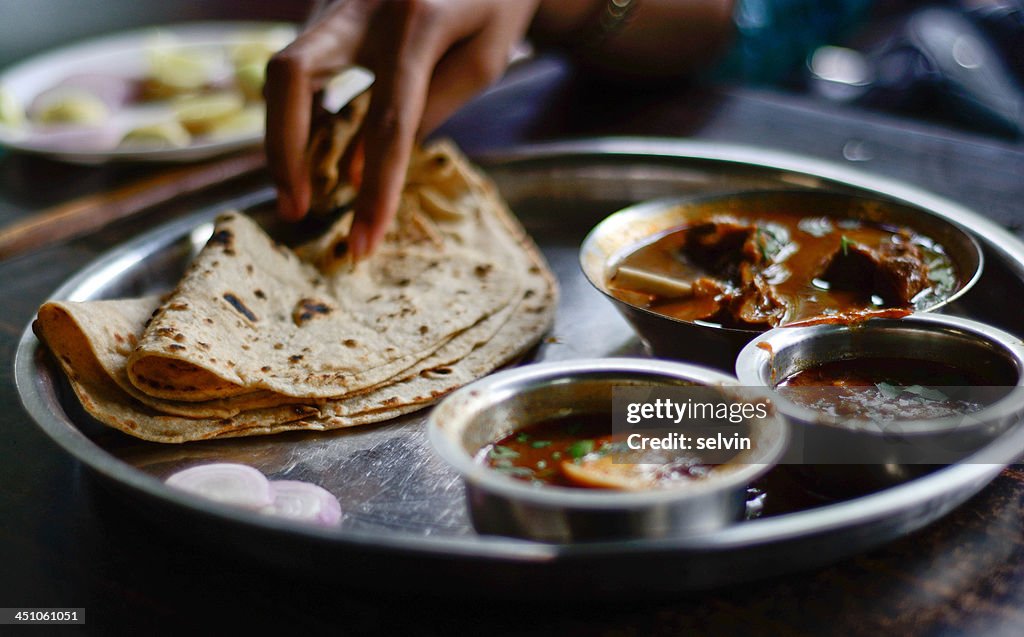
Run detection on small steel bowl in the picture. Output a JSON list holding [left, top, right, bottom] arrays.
[[735, 314, 1024, 495], [427, 358, 788, 542], [579, 189, 983, 371]]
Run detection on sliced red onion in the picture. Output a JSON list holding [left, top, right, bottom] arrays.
[[263, 480, 342, 527], [165, 463, 273, 509]]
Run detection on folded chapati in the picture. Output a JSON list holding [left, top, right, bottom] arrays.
[[34, 140, 557, 443]]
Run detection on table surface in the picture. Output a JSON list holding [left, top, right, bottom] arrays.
[[3, 55, 1024, 635]]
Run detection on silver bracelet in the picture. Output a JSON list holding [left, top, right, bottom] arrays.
[[579, 0, 640, 52]]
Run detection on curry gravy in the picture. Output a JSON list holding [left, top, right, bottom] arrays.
[[608, 212, 957, 328]]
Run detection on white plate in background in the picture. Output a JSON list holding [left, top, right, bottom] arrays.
[[0, 21, 297, 164]]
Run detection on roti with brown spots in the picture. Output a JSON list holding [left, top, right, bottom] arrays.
[[34, 140, 557, 442]]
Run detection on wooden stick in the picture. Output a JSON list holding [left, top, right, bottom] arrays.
[[0, 149, 266, 261]]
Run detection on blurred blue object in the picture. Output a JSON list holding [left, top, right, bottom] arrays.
[[714, 0, 873, 84], [855, 6, 1024, 137], [963, 0, 1024, 84]]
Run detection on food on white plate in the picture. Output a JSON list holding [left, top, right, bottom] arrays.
[[234, 60, 266, 101], [165, 463, 342, 526], [30, 74, 136, 114], [171, 91, 245, 135], [229, 26, 294, 68], [230, 27, 293, 101], [206, 103, 265, 140], [30, 88, 110, 125], [2, 25, 297, 155], [0, 87, 26, 128], [142, 37, 225, 99], [119, 120, 192, 149]]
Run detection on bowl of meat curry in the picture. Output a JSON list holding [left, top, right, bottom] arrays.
[[580, 189, 982, 369]]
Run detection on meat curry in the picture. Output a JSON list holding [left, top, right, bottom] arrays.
[[607, 212, 958, 329]]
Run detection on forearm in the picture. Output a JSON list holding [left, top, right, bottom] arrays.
[[531, 0, 736, 79]]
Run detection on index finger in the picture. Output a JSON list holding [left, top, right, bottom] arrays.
[[350, 1, 488, 258], [265, 46, 316, 221], [264, 6, 369, 221]]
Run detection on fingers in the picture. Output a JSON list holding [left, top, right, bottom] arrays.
[[265, 51, 315, 221], [267, 0, 537, 259], [348, 23, 437, 257], [265, 1, 373, 221], [348, 0, 484, 259]]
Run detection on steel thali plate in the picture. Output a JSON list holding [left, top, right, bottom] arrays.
[[15, 139, 1024, 597]]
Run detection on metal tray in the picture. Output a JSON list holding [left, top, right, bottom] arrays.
[[15, 139, 1024, 598]]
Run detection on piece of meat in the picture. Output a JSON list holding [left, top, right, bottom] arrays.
[[819, 239, 930, 305], [731, 272, 788, 328], [649, 277, 732, 322], [675, 217, 796, 328], [874, 241, 931, 303], [657, 264, 790, 329], [682, 217, 760, 277]]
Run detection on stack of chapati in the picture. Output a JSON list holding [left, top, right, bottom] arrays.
[[34, 139, 557, 443]]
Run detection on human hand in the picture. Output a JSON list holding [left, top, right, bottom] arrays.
[[265, 0, 541, 259]]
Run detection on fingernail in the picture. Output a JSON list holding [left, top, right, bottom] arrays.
[[349, 222, 368, 261]]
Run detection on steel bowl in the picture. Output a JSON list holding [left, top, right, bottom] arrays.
[[735, 314, 1024, 495], [579, 189, 983, 371], [427, 358, 788, 542]]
